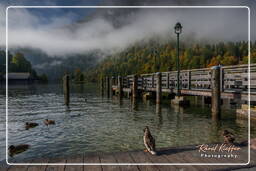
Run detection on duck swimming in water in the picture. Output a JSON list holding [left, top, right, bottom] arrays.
[[143, 126, 157, 155], [222, 130, 235, 144], [44, 119, 55, 125], [25, 122, 38, 130], [8, 144, 30, 157]]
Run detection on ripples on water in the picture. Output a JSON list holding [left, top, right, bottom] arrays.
[[0, 84, 254, 162]]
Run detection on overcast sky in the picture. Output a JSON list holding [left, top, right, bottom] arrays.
[[0, 0, 255, 56]]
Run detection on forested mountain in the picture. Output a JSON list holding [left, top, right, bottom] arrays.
[[85, 40, 256, 81], [2, 0, 254, 82], [8, 48, 101, 82]]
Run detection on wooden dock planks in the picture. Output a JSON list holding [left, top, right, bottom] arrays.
[[64, 155, 83, 171], [100, 154, 120, 171], [114, 152, 140, 171], [83, 155, 102, 171], [0, 145, 255, 171]]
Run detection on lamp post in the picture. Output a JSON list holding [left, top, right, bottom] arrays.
[[154, 48, 157, 72], [174, 22, 182, 96]]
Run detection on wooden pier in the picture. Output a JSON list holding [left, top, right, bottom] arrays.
[[105, 64, 256, 117], [1, 143, 255, 171]]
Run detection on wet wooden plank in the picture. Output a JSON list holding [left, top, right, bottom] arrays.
[[144, 152, 178, 171], [178, 149, 222, 170], [27, 159, 49, 171], [45, 158, 66, 171], [7, 164, 28, 171], [113, 152, 140, 171], [100, 154, 120, 171], [65, 155, 83, 171], [129, 151, 160, 171], [171, 152, 202, 171], [0, 168, 8, 171], [2, 144, 255, 171], [83, 155, 102, 171], [160, 148, 188, 163]]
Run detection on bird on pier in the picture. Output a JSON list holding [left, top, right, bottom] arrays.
[[44, 119, 55, 125], [143, 126, 157, 155], [25, 122, 38, 130], [8, 144, 30, 157], [222, 130, 235, 144]]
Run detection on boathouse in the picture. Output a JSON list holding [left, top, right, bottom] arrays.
[[4, 72, 34, 84]]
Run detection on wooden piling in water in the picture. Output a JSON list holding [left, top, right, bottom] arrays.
[[63, 75, 70, 106], [211, 66, 221, 117], [106, 76, 110, 98], [132, 74, 138, 99], [101, 77, 104, 96], [156, 72, 162, 104], [117, 76, 123, 98], [110, 76, 114, 97]]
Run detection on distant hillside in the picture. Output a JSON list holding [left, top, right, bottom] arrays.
[[85, 40, 256, 81], [9, 48, 102, 81]]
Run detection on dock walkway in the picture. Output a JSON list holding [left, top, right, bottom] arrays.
[[1, 143, 255, 171]]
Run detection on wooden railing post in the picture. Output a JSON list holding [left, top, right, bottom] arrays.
[[132, 74, 138, 99], [152, 74, 154, 88], [63, 74, 70, 106], [188, 71, 191, 90], [141, 76, 144, 90], [167, 73, 170, 89], [220, 67, 224, 92], [156, 72, 162, 104], [118, 76, 123, 98], [211, 66, 221, 117]]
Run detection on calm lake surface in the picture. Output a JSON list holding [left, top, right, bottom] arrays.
[[0, 84, 255, 162]]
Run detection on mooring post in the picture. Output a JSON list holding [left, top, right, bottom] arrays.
[[118, 76, 123, 98], [101, 77, 104, 96], [211, 65, 221, 117], [132, 74, 138, 99], [63, 74, 70, 106], [110, 76, 114, 97], [156, 72, 162, 104], [106, 76, 110, 98]]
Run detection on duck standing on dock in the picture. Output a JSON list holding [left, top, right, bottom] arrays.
[[143, 126, 157, 155], [25, 122, 38, 130], [8, 144, 30, 157], [44, 119, 55, 125], [222, 130, 235, 144]]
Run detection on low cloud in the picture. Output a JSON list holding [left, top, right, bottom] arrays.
[[34, 60, 62, 69], [0, 6, 250, 56]]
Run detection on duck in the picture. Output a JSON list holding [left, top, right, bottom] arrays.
[[8, 144, 30, 157], [25, 122, 38, 130], [44, 119, 55, 125], [143, 126, 157, 155], [222, 130, 235, 144]]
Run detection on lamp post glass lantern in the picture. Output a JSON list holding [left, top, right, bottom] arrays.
[[174, 22, 182, 96]]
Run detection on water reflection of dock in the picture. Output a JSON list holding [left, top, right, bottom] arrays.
[[1, 144, 255, 171]]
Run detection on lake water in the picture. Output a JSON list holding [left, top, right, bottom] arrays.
[[0, 84, 254, 163]]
